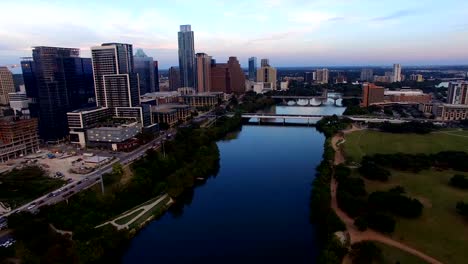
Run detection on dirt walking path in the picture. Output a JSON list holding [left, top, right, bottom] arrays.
[[330, 126, 443, 264]]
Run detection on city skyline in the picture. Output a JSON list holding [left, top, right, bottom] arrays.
[[1, 0, 468, 70]]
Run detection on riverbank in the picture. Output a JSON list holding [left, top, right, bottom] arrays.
[[330, 127, 445, 264]]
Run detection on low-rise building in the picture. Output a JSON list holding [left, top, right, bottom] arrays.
[[362, 83, 385, 107], [86, 121, 142, 151], [151, 104, 190, 127], [182, 92, 223, 108], [0, 117, 39, 162], [141, 91, 180, 105], [384, 89, 431, 104], [280, 81, 289, 91], [433, 104, 468, 121]]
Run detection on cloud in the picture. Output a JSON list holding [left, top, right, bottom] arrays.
[[371, 9, 415, 21]]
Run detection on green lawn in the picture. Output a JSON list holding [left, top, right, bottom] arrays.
[[128, 196, 171, 230], [114, 209, 144, 225], [354, 168, 468, 264], [376, 242, 429, 264], [343, 130, 468, 162]]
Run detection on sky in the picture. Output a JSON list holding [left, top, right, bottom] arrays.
[[1, 0, 468, 69]]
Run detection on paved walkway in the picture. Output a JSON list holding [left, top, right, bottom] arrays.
[[96, 194, 173, 230], [330, 127, 443, 264]]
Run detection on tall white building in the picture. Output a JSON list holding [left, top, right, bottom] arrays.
[[393, 64, 402, 82], [315, 68, 329, 84], [447, 81, 468, 105], [91, 43, 140, 108]]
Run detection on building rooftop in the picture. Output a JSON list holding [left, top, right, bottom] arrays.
[[384, 89, 425, 96]]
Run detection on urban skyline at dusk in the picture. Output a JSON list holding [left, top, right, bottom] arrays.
[[1, 0, 468, 69]]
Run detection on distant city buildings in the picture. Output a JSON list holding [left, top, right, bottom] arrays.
[[385, 89, 431, 104], [393, 64, 402, 82], [410, 74, 424, 82], [360, 69, 374, 82], [178, 25, 196, 88], [362, 83, 384, 107], [227, 57, 246, 94], [210, 63, 230, 93], [257, 59, 277, 90], [134, 48, 155, 95], [260, 59, 269, 67], [305, 72, 314, 84], [196, 53, 212, 93], [315, 68, 329, 84], [447, 81, 468, 105], [248, 57, 257, 81], [168, 67, 181, 91], [0, 67, 15, 105], [154, 61, 160, 91]]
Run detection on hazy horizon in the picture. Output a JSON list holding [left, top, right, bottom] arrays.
[[1, 0, 468, 69]]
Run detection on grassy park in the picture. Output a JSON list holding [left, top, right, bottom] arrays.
[[343, 129, 468, 264], [343, 129, 468, 162]]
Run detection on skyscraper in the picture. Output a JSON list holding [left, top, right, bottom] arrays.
[[196, 53, 212, 93], [154, 61, 160, 91], [315, 69, 329, 84], [260, 59, 270, 67], [20, 58, 39, 118], [248, 57, 257, 81], [393, 64, 402, 82], [0, 67, 15, 105], [227, 57, 246, 94], [29, 46, 94, 141], [360, 69, 374, 82], [169, 67, 181, 91], [91, 43, 139, 107], [134, 49, 155, 95], [178, 25, 195, 88], [257, 62, 277, 90]]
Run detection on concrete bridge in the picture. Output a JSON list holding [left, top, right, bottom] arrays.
[[240, 113, 431, 125]]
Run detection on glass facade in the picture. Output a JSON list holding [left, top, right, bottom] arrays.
[[134, 49, 155, 95], [178, 25, 195, 88], [30, 46, 94, 141], [248, 57, 257, 81]]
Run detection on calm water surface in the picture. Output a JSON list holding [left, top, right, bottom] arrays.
[[122, 102, 345, 264]]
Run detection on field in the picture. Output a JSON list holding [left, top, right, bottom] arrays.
[[343, 129, 468, 264], [343, 129, 468, 162]]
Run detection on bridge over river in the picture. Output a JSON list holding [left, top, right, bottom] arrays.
[[238, 113, 438, 125]]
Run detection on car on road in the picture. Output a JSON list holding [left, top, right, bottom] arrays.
[[27, 204, 36, 210]]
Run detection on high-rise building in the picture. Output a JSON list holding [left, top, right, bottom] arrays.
[[0, 67, 15, 105], [29, 46, 94, 141], [260, 59, 270, 67], [178, 25, 195, 88], [257, 62, 277, 90], [154, 61, 160, 91], [20, 58, 39, 118], [362, 83, 385, 107], [248, 57, 257, 81], [305, 72, 314, 84], [227, 57, 246, 94], [169, 67, 181, 91], [91, 43, 139, 107], [360, 68, 374, 82], [210, 63, 230, 93], [393, 64, 402, 82], [447, 81, 468, 105], [315, 68, 329, 84], [134, 49, 155, 95], [196, 53, 212, 93]]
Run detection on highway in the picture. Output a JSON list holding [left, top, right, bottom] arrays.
[[0, 128, 177, 219]]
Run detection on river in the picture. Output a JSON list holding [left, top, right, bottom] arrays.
[[122, 99, 345, 264]]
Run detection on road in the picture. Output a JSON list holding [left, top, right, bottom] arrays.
[[1, 128, 177, 219]]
